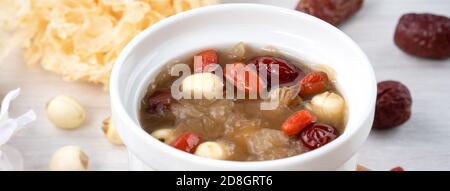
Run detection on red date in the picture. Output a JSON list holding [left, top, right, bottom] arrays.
[[390, 166, 405, 171], [170, 131, 201, 153], [249, 56, 304, 86], [373, 81, 412, 129], [296, 0, 364, 26], [300, 123, 339, 150], [394, 13, 450, 59], [143, 90, 176, 115]]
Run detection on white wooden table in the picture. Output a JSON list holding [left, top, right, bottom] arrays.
[[1, 0, 449, 171]]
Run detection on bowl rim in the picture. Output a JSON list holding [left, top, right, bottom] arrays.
[[110, 3, 376, 168]]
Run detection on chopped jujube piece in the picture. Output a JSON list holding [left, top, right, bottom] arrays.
[[299, 123, 338, 150], [281, 110, 317, 137], [299, 71, 329, 97], [373, 81, 412, 129], [194, 49, 219, 72], [170, 131, 201, 153], [249, 56, 304, 85]]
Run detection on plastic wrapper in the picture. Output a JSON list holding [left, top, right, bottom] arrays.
[[0, 89, 36, 171]]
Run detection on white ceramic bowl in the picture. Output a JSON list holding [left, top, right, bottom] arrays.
[[110, 4, 376, 171]]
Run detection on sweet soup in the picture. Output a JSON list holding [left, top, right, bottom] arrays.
[[139, 43, 346, 161]]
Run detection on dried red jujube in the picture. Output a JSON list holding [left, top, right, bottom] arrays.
[[299, 123, 339, 150], [373, 81, 412, 129], [394, 13, 450, 59], [296, 0, 364, 26]]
